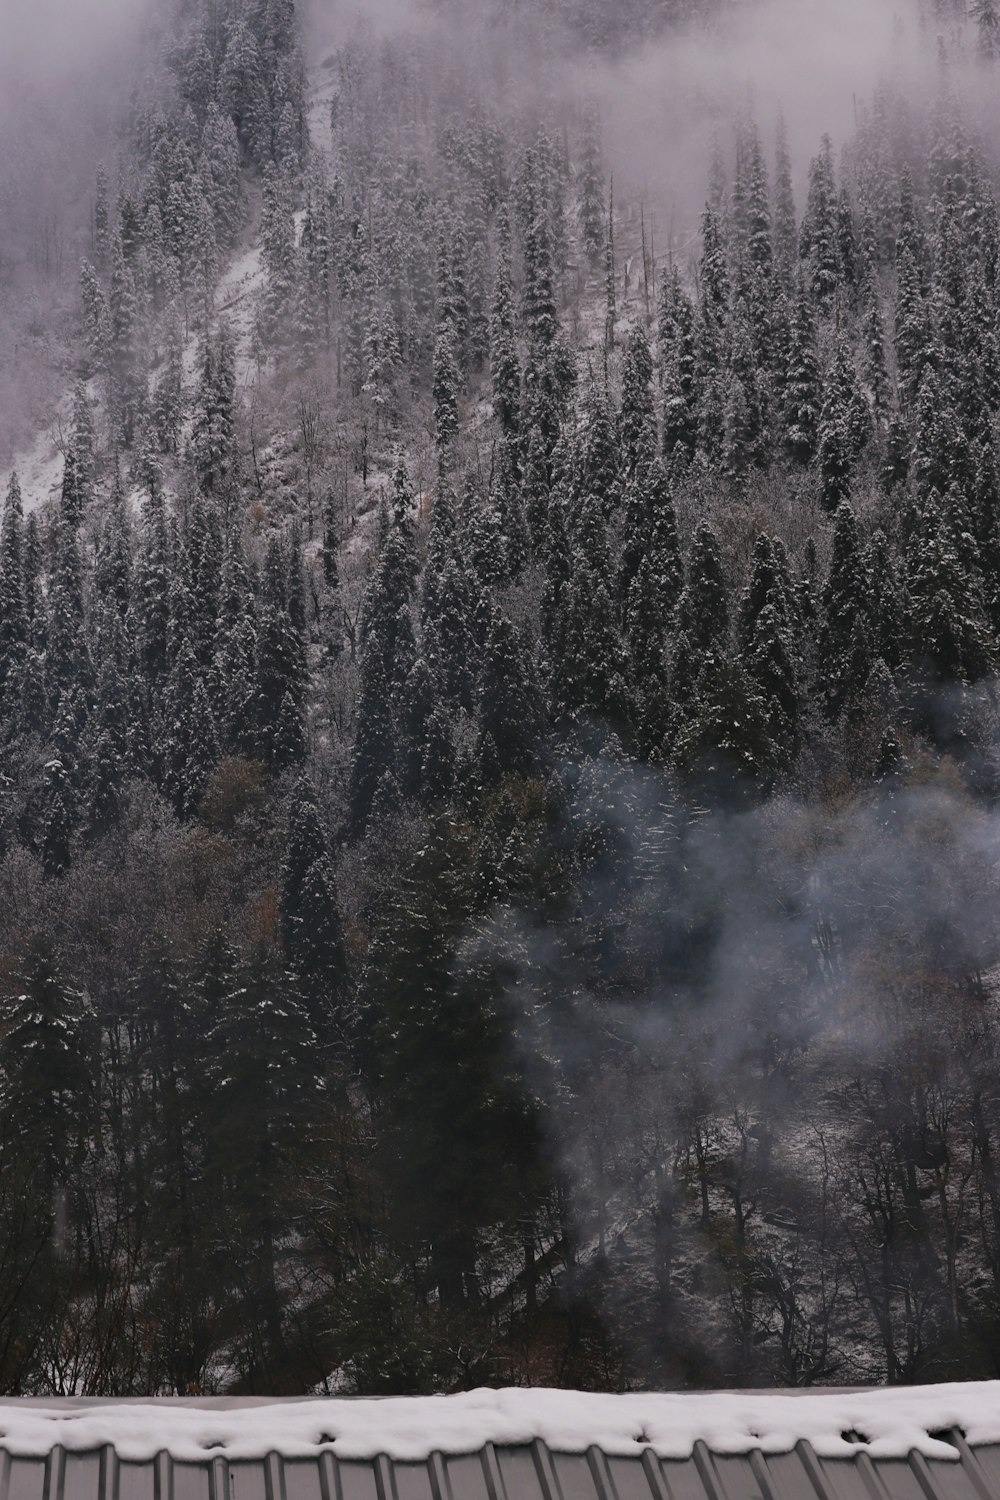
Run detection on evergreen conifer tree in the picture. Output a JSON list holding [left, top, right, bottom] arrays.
[[784, 287, 821, 464], [820, 502, 869, 717], [280, 781, 347, 1034], [1, 935, 94, 1180], [163, 644, 221, 818], [799, 135, 840, 312], [0, 474, 26, 710], [577, 102, 606, 266]]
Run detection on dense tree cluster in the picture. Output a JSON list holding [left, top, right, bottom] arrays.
[[78, 0, 305, 453], [6, 0, 1000, 1396]]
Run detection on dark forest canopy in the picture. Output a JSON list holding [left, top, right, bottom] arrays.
[[2, 0, 1000, 1396]]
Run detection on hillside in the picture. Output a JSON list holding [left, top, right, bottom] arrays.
[[2, 0, 1000, 1396]]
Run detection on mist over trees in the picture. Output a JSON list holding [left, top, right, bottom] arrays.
[[3, 0, 1000, 1394]]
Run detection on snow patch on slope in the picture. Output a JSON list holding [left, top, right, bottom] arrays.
[[7, 77, 326, 512], [0, 1384, 997, 1462], [9, 390, 74, 514], [212, 242, 266, 391]]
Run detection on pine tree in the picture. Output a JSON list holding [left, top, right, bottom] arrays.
[[418, 700, 457, 807], [218, 16, 269, 165], [682, 521, 729, 653], [882, 410, 911, 494], [349, 652, 394, 838], [369, 813, 523, 1308], [191, 181, 220, 324], [109, 235, 143, 444], [0, 474, 26, 709], [133, 931, 214, 1393], [604, 179, 617, 354], [135, 491, 172, 682], [478, 609, 544, 780], [836, 187, 858, 295], [41, 759, 76, 880], [573, 378, 621, 516], [784, 288, 821, 464], [673, 652, 776, 802], [203, 939, 322, 1374], [625, 556, 672, 756], [47, 511, 90, 705], [87, 626, 142, 833], [863, 527, 903, 670], [1, 935, 94, 1179], [70, 381, 96, 507], [973, 0, 1000, 59], [155, 312, 186, 453], [349, 479, 419, 825], [254, 591, 305, 770], [432, 328, 461, 452], [694, 207, 729, 468], [445, 215, 471, 370], [166, 525, 197, 667], [555, 557, 628, 728], [723, 308, 765, 478], [577, 101, 605, 265], [200, 101, 243, 248], [905, 489, 995, 686], [522, 172, 559, 352], [190, 326, 237, 497], [362, 296, 401, 432], [913, 365, 958, 500], [188, 497, 222, 667], [79, 260, 109, 374], [423, 556, 476, 713], [93, 163, 110, 269], [259, 164, 298, 349], [743, 597, 800, 769], [623, 474, 684, 755], [214, 570, 258, 754], [668, 519, 731, 723], [60, 450, 85, 534], [894, 248, 932, 401], [799, 136, 840, 313], [817, 335, 867, 512], [490, 206, 521, 443], [820, 502, 869, 717], [743, 122, 773, 275], [699, 203, 729, 336], [861, 277, 891, 421], [617, 452, 682, 618], [619, 326, 656, 477], [659, 270, 699, 465], [737, 535, 780, 651], [494, 440, 531, 581], [22, 515, 43, 641], [279, 781, 347, 1034], [163, 643, 221, 818], [773, 112, 798, 284]]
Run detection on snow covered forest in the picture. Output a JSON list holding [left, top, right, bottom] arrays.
[[6, 0, 1000, 1395]]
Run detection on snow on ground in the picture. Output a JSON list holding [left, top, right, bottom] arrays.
[[0, 1384, 996, 1462], [208, 240, 266, 392], [307, 70, 337, 160], [9, 62, 333, 515], [197, 208, 307, 393], [9, 237, 268, 519], [8, 382, 77, 515]]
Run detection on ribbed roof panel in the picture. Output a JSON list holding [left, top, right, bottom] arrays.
[[0, 1428, 996, 1499]]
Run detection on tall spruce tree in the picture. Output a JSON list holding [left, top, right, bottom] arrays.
[[279, 781, 348, 1037]]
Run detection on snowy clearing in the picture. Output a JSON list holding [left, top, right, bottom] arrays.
[[10, 398, 71, 515]]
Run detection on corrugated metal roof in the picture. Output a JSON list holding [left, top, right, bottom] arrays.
[[0, 1412, 997, 1500]]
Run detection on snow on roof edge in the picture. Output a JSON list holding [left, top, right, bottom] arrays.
[[0, 1384, 996, 1464]]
